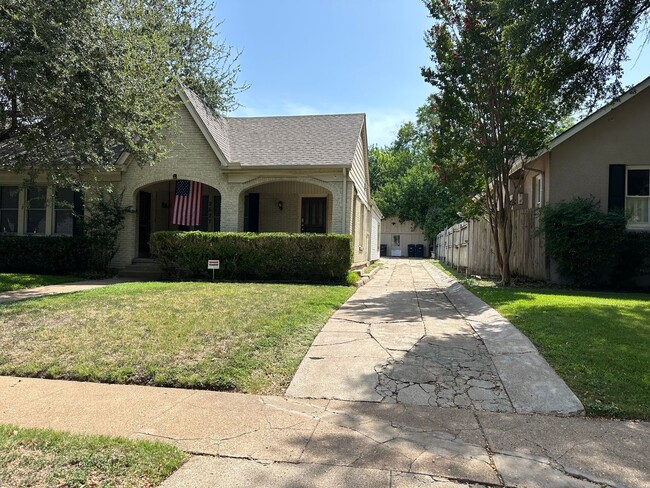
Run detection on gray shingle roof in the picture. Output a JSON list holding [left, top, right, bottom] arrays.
[[182, 87, 365, 168], [182, 88, 231, 161]]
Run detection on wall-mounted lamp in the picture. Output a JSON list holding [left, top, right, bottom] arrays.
[[277, 200, 284, 211], [172, 174, 178, 180]]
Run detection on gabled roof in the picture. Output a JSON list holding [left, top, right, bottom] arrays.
[[226, 114, 365, 167], [180, 86, 365, 168], [549, 75, 650, 150]]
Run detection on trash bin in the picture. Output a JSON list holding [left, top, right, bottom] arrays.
[[380, 244, 387, 257], [407, 244, 416, 257], [415, 244, 424, 258]]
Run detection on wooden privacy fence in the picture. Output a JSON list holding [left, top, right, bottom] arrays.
[[435, 209, 547, 280]]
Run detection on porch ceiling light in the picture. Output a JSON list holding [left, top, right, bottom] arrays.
[[277, 200, 284, 211]]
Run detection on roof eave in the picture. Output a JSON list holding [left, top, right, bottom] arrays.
[[549, 75, 650, 150]]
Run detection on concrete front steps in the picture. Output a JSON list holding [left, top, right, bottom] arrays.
[[117, 258, 163, 280]]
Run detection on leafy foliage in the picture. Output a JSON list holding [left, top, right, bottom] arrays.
[[82, 188, 132, 272], [541, 197, 627, 287], [150, 231, 353, 283], [501, 0, 650, 110], [0, 0, 244, 185], [369, 98, 463, 240], [421, 0, 648, 284]]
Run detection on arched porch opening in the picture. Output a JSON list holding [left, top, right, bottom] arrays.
[[239, 180, 333, 234], [135, 180, 221, 257]]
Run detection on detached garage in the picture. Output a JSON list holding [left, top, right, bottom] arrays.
[[380, 219, 430, 258]]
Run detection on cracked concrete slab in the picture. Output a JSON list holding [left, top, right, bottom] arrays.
[[1, 377, 647, 487], [288, 260, 519, 413], [285, 357, 384, 401], [421, 261, 585, 416], [492, 453, 601, 488], [477, 411, 650, 488], [159, 456, 391, 488]]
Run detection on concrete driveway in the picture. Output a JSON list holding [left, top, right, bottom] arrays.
[[287, 259, 583, 416]]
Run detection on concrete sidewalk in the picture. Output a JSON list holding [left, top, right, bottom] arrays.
[[287, 259, 583, 416], [0, 278, 131, 304], [1, 376, 648, 487]]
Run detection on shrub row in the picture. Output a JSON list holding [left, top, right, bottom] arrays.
[[541, 197, 650, 288], [150, 231, 353, 283], [0, 235, 89, 274]]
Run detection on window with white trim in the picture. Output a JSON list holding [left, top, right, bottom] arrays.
[[54, 188, 74, 235], [26, 186, 47, 234], [533, 174, 543, 208], [0, 186, 19, 233], [626, 167, 650, 227]]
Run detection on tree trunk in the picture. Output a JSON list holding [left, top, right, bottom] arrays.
[[489, 207, 513, 286]]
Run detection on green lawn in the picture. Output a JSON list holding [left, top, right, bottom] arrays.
[[0, 273, 80, 293], [0, 424, 186, 488], [0, 282, 354, 394], [433, 261, 650, 419]]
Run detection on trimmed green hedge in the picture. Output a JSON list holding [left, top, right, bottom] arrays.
[[150, 231, 353, 283], [0, 235, 89, 274]]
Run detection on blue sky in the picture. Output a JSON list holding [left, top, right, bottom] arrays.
[[215, 1, 649, 147]]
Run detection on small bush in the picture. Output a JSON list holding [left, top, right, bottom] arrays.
[[540, 197, 649, 287], [0, 235, 88, 274], [150, 231, 353, 283]]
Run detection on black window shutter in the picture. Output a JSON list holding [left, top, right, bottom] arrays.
[[72, 191, 84, 236], [608, 164, 626, 212]]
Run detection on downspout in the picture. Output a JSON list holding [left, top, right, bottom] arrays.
[[342, 168, 348, 233]]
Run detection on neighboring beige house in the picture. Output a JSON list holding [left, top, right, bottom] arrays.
[[380, 219, 430, 258], [0, 87, 380, 270], [511, 75, 650, 280]]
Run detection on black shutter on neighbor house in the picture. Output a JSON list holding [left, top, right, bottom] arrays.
[[72, 191, 84, 236], [608, 164, 626, 212]]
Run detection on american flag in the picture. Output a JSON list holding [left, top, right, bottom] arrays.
[[172, 180, 203, 226]]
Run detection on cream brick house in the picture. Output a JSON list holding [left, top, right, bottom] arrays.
[[0, 87, 381, 270]]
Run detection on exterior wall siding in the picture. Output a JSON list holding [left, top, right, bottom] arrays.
[[549, 87, 650, 211], [349, 134, 370, 208]]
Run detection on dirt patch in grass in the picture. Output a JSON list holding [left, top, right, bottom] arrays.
[[0, 282, 354, 394]]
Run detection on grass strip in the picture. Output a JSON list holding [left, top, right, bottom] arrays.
[[0, 424, 186, 488], [0, 281, 355, 395], [0, 273, 80, 293]]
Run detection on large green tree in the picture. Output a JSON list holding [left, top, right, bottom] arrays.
[[369, 99, 462, 241], [422, 0, 648, 284], [0, 0, 243, 185]]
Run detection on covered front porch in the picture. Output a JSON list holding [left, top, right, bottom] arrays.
[[238, 180, 334, 234], [133, 179, 336, 259]]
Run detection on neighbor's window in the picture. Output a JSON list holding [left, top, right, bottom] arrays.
[[54, 188, 74, 235], [0, 186, 19, 233], [26, 186, 47, 234], [533, 174, 543, 208], [626, 168, 650, 226]]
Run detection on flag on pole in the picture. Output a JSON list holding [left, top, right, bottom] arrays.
[[171, 180, 203, 226]]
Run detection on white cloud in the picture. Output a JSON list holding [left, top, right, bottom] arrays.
[[365, 109, 412, 147]]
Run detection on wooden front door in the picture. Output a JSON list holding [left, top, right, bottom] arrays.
[[138, 191, 152, 257], [301, 197, 327, 233]]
